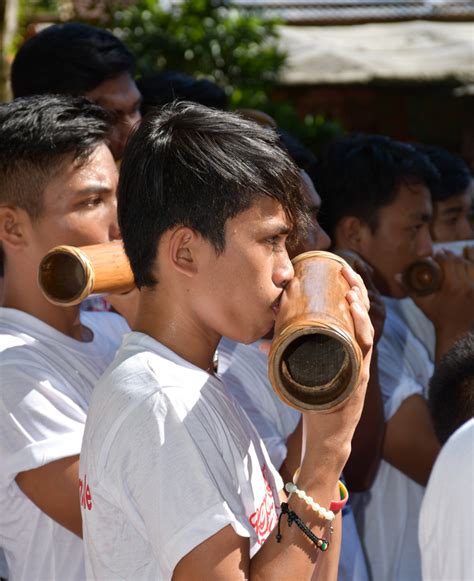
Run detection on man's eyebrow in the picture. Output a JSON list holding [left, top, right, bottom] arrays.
[[407, 211, 432, 222], [441, 205, 463, 216], [278, 224, 292, 235], [264, 222, 291, 236], [70, 185, 113, 196]]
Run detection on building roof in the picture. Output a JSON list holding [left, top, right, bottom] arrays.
[[278, 20, 474, 85], [233, 1, 474, 25]]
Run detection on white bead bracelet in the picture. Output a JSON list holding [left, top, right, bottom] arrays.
[[285, 482, 336, 523]]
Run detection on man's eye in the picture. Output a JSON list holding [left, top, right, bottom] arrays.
[[80, 197, 102, 208], [443, 217, 458, 226], [267, 235, 287, 250]]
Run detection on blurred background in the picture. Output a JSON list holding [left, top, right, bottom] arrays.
[[1, 0, 473, 163]]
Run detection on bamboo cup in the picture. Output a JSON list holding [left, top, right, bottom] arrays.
[[268, 251, 362, 412], [38, 240, 134, 306], [402, 240, 474, 296]]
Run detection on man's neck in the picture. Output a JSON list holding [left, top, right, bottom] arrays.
[[2, 269, 88, 340], [134, 288, 219, 373]]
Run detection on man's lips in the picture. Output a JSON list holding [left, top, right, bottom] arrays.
[[271, 294, 282, 316]]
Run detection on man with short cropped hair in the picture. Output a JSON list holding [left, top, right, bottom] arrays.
[[11, 22, 142, 160], [0, 94, 129, 580]]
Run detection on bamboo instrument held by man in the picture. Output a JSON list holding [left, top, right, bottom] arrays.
[[38, 240, 134, 306]]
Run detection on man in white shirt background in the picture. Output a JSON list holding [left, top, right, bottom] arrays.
[[399, 144, 473, 360], [0, 94, 129, 580], [314, 133, 474, 580]]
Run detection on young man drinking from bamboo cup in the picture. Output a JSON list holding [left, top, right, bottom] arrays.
[[80, 102, 373, 580]]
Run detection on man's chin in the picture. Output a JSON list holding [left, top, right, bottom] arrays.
[[233, 323, 274, 346]]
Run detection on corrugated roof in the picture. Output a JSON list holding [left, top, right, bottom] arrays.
[[232, 1, 474, 24], [278, 20, 474, 84]]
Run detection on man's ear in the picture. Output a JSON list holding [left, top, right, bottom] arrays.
[[0, 206, 30, 250], [168, 226, 200, 278], [334, 216, 366, 252]]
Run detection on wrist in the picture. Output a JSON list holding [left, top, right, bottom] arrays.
[[301, 430, 352, 475], [298, 445, 349, 491]]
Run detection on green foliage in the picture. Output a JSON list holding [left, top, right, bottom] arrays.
[[15, 0, 342, 150], [107, 0, 285, 109], [101, 0, 343, 149]]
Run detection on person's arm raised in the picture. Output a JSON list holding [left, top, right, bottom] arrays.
[[173, 267, 374, 580], [414, 252, 474, 363]]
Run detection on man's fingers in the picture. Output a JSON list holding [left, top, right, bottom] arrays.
[[342, 265, 370, 311]]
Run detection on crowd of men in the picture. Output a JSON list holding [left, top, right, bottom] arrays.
[[0, 21, 473, 581]]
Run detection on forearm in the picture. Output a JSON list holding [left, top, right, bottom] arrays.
[[382, 395, 441, 486], [251, 460, 345, 581], [344, 351, 385, 491]]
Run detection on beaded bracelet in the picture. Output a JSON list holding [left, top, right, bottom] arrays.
[[285, 481, 335, 523], [291, 468, 349, 514], [276, 502, 330, 551]]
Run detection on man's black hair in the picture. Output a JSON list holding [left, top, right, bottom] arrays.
[[429, 332, 474, 445], [137, 71, 229, 116], [278, 130, 318, 182], [118, 101, 309, 288], [313, 134, 440, 239], [11, 22, 135, 97], [0, 94, 111, 217], [0, 94, 111, 274], [414, 144, 472, 202]]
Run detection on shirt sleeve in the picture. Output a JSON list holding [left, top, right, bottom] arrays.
[[377, 310, 434, 421], [0, 364, 86, 485], [106, 390, 253, 579]]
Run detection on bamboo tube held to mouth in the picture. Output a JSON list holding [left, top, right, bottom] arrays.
[[402, 240, 474, 297], [38, 240, 134, 306], [268, 251, 362, 412]]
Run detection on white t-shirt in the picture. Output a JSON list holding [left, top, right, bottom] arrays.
[[80, 332, 283, 581], [0, 308, 128, 581], [399, 298, 435, 362], [218, 337, 369, 581], [217, 337, 300, 469], [352, 297, 434, 581], [419, 418, 474, 581]]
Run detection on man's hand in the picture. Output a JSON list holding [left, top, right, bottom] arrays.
[[300, 265, 374, 468], [413, 251, 474, 360], [346, 254, 385, 345]]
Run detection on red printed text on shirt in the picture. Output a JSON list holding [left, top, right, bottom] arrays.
[[79, 474, 93, 511], [249, 466, 277, 545]]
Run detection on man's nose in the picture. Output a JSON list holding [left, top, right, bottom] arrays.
[[417, 228, 433, 257], [458, 217, 474, 241], [274, 251, 295, 289], [109, 206, 121, 241], [317, 226, 332, 251]]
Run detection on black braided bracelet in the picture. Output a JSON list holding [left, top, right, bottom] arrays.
[[276, 502, 329, 551]]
